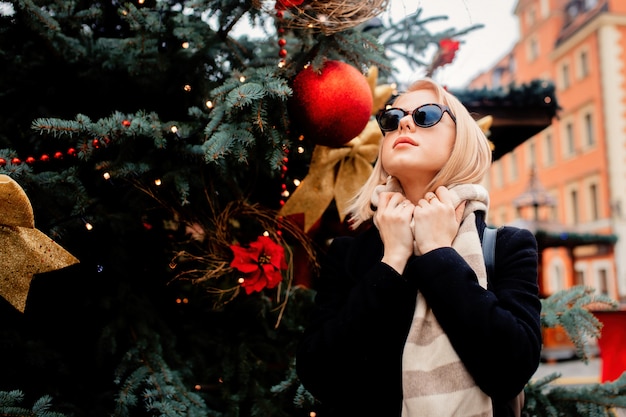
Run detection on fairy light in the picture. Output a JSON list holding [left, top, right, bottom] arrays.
[[182, 41, 190, 49], [278, 60, 286, 68], [138, 0, 145, 4], [263, 231, 270, 237], [238, 277, 245, 284], [281, 190, 290, 198], [154, 178, 162, 186], [297, 146, 305, 154], [293, 179, 301, 187], [170, 125, 178, 134], [205, 100, 213, 109], [84, 220, 94, 231], [183, 84, 192, 92], [103, 172, 111, 180], [239, 75, 246, 83]]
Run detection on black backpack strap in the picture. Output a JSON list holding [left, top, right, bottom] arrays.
[[482, 226, 497, 281]]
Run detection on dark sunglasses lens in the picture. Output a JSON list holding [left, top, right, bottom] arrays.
[[414, 105, 444, 127], [379, 109, 405, 131]]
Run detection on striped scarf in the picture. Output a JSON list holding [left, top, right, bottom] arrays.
[[372, 179, 492, 416]]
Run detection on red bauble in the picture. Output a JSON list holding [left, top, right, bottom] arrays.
[[290, 60, 373, 147]]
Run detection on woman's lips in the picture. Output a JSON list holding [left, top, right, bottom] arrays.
[[393, 137, 417, 148]]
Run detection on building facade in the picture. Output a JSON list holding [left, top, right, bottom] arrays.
[[468, 0, 626, 302]]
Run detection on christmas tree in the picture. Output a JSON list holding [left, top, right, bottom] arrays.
[[0, 1, 478, 415], [1, 1, 625, 416]]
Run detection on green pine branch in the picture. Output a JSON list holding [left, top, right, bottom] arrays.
[[525, 372, 626, 417], [541, 285, 618, 361], [0, 390, 66, 417]]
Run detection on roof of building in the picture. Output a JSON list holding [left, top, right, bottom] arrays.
[[454, 80, 559, 161]]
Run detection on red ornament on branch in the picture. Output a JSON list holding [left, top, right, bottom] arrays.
[[275, 0, 305, 10], [289, 60, 373, 147], [229, 235, 288, 294]]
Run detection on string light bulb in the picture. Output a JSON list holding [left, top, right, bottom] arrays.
[[103, 172, 111, 180], [83, 219, 94, 231], [206, 100, 213, 109], [154, 178, 162, 186], [182, 41, 190, 49]]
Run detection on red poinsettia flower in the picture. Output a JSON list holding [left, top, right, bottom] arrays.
[[229, 235, 288, 294], [437, 38, 460, 67]]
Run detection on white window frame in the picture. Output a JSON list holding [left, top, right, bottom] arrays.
[[548, 257, 566, 294]]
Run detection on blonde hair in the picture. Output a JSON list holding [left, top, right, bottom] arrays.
[[346, 78, 492, 228]]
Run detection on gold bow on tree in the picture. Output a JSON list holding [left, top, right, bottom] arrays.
[[280, 67, 394, 232], [476, 115, 495, 151]]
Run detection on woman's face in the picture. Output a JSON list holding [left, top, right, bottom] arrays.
[[380, 89, 456, 185]]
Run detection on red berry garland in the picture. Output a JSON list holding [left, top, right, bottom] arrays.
[[0, 121, 128, 168]]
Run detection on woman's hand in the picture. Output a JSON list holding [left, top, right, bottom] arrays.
[[412, 186, 466, 255], [375, 191, 415, 273]]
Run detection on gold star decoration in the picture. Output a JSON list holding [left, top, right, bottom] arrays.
[[0, 175, 79, 312]]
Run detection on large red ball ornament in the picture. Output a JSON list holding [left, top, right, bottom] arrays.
[[290, 60, 373, 147]]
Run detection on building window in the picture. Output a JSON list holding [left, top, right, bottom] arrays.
[[579, 50, 589, 78], [529, 37, 539, 61], [492, 69, 502, 88], [575, 267, 585, 286], [570, 189, 579, 224], [561, 62, 570, 89], [565, 122, 576, 155], [509, 55, 516, 73], [583, 112, 595, 146], [540, 0, 550, 17], [544, 133, 555, 166], [528, 139, 536, 168], [589, 183, 599, 220], [550, 261, 565, 293], [527, 6, 536, 27], [597, 268, 608, 295]]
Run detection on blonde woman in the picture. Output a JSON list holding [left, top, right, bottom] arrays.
[[296, 79, 541, 417]]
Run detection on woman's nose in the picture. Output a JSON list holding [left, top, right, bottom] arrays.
[[398, 113, 415, 131]]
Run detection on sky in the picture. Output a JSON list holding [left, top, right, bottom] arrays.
[[386, 0, 520, 88]]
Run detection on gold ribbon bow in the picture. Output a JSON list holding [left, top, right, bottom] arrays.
[[280, 120, 382, 232], [280, 66, 395, 232]]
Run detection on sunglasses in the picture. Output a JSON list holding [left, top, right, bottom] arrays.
[[376, 103, 456, 132]]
